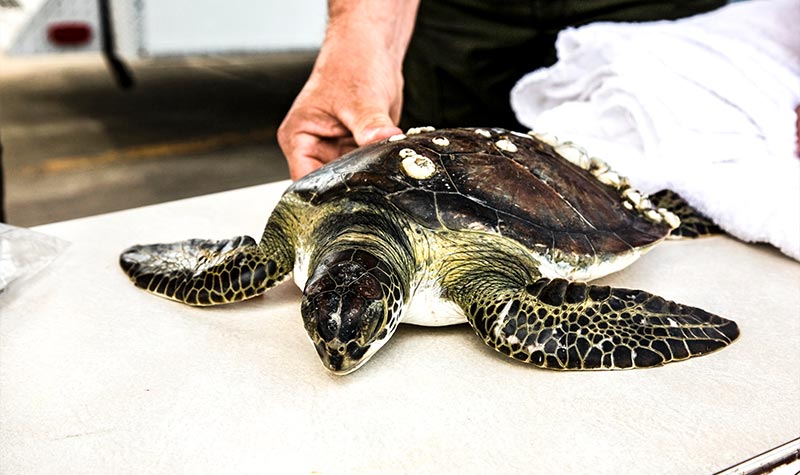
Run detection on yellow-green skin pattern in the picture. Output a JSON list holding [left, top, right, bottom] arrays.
[[120, 128, 739, 374]]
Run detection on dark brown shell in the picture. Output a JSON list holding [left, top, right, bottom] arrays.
[[290, 128, 671, 256]]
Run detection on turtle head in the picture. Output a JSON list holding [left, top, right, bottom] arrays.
[[301, 248, 404, 375]]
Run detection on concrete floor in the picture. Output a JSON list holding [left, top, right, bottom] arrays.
[[0, 51, 316, 226]]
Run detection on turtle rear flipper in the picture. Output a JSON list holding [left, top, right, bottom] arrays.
[[120, 235, 290, 306], [443, 256, 739, 369], [649, 189, 722, 238]]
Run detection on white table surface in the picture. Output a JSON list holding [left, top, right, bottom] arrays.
[[2, 181, 798, 474]]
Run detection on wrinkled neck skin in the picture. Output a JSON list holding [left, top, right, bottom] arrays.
[[300, 200, 416, 374]]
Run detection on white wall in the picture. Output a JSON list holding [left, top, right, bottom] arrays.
[[139, 0, 326, 56]]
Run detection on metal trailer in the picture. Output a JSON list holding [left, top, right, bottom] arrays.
[[1, 0, 327, 87]]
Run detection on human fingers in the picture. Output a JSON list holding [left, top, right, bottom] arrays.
[[284, 132, 358, 180], [287, 154, 323, 181], [339, 106, 403, 147], [278, 101, 350, 178], [280, 97, 400, 179]]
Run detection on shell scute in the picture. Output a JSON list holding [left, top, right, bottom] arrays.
[[290, 128, 671, 258]]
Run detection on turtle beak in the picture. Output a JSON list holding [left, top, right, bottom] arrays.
[[303, 296, 383, 375], [312, 340, 372, 375]]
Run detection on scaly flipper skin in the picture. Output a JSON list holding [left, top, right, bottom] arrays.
[[442, 249, 739, 370], [649, 189, 722, 238], [119, 235, 292, 306], [119, 205, 297, 306]]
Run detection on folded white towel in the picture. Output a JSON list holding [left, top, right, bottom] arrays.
[[511, 0, 800, 260]]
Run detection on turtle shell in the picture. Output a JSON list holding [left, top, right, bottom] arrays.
[[290, 128, 671, 257]]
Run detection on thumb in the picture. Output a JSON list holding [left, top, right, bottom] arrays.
[[345, 108, 403, 146]]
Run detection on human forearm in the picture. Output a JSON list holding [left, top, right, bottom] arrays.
[[277, 0, 420, 179], [325, 0, 420, 67]]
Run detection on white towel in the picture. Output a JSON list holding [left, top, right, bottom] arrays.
[[511, 0, 800, 260]]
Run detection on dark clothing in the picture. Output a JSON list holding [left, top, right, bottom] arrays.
[[400, 0, 726, 130]]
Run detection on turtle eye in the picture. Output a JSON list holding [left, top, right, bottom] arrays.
[[338, 295, 367, 342], [304, 291, 340, 342], [317, 311, 340, 343], [358, 299, 387, 342]]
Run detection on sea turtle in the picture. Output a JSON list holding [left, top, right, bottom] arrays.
[[119, 127, 738, 374]]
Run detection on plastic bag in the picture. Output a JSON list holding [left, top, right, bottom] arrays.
[[0, 223, 70, 301]]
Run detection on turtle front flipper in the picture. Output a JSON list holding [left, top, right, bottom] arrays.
[[443, 258, 739, 369], [649, 189, 722, 238], [120, 235, 292, 306]]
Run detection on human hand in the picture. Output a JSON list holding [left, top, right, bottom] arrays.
[[278, 50, 403, 180], [278, 0, 418, 180]]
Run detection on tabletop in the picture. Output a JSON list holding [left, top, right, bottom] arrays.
[[1, 181, 798, 474]]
